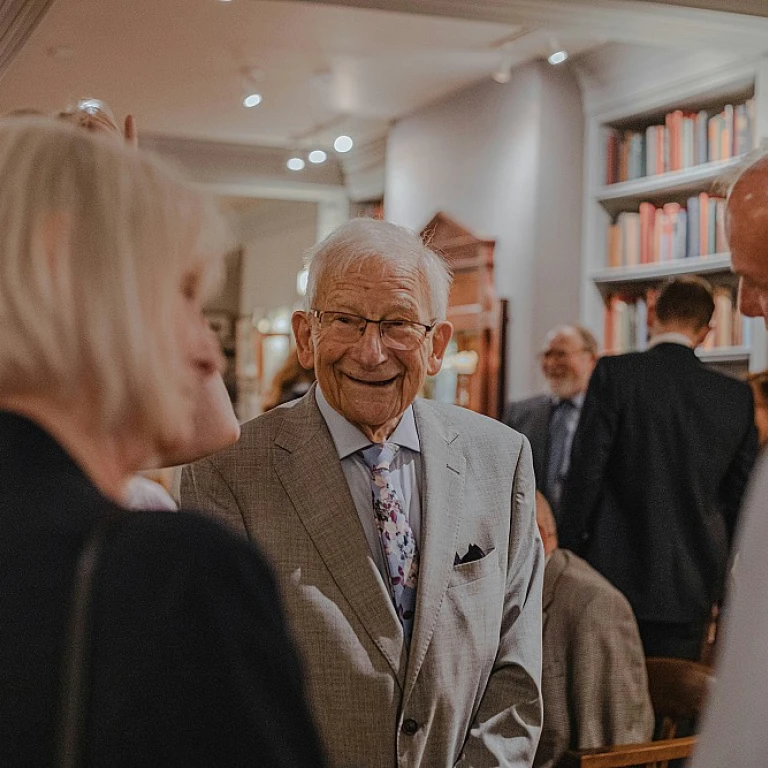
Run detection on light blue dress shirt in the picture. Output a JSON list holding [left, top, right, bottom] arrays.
[[315, 386, 422, 586]]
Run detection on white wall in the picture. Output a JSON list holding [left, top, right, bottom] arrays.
[[386, 60, 584, 398], [231, 198, 318, 316]]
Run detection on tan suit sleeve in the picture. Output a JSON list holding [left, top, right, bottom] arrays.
[[180, 459, 249, 539], [570, 587, 654, 749], [457, 436, 545, 766]]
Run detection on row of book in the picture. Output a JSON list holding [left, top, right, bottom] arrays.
[[605, 99, 755, 185], [603, 287, 749, 354], [607, 193, 727, 268]]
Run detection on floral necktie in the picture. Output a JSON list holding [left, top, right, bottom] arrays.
[[361, 443, 419, 644]]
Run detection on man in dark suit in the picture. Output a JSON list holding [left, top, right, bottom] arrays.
[[504, 325, 598, 520], [560, 277, 757, 660]]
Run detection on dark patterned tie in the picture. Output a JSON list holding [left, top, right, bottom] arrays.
[[361, 443, 419, 644], [547, 399, 575, 514]]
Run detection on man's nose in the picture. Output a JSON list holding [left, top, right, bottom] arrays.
[[355, 321, 388, 365]]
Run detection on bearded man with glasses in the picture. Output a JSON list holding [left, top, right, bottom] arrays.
[[182, 217, 544, 768], [503, 325, 598, 522]]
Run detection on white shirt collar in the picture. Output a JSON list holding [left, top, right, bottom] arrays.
[[315, 385, 421, 459], [648, 332, 693, 349]]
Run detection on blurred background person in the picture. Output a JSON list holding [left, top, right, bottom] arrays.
[[261, 347, 316, 411], [535, 492, 653, 768], [0, 118, 325, 766], [560, 277, 757, 661], [503, 324, 598, 521]]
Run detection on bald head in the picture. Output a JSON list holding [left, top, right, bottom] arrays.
[[728, 156, 768, 324]]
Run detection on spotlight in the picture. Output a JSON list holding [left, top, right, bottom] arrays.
[[491, 66, 512, 84], [308, 150, 327, 164], [334, 135, 354, 153], [243, 93, 262, 108], [287, 157, 305, 171], [548, 50, 568, 65]]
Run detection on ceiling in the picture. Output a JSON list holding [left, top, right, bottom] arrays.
[[1, 0, 768, 178]]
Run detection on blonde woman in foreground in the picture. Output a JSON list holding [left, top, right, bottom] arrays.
[[0, 118, 325, 767]]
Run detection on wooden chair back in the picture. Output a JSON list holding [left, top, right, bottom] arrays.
[[646, 657, 713, 742], [557, 657, 714, 768]]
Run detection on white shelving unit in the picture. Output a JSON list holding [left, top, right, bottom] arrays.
[[580, 58, 768, 375]]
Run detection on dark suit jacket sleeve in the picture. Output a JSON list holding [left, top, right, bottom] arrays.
[[720, 407, 758, 544], [558, 359, 619, 553], [569, 586, 654, 750], [458, 436, 545, 766], [502, 400, 519, 428]]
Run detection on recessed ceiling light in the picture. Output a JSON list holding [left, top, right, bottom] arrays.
[[492, 67, 512, 84], [334, 135, 353, 153], [308, 150, 327, 164], [287, 157, 305, 171], [548, 50, 568, 65], [243, 93, 262, 108]]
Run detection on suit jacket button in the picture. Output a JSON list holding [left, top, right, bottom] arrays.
[[402, 718, 419, 736]]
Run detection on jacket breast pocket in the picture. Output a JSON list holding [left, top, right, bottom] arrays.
[[448, 548, 498, 588]]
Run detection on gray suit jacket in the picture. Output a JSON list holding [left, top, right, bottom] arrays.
[[535, 549, 653, 768], [503, 394, 552, 495], [182, 388, 544, 768]]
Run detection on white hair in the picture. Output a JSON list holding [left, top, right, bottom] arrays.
[[0, 117, 231, 441], [303, 218, 453, 320]]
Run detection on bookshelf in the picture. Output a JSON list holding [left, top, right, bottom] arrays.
[[581, 60, 768, 377]]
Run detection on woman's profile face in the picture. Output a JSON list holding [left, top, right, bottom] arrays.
[[169, 268, 224, 443]]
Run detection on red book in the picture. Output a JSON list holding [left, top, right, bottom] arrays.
[[639, 202, 656, 264]]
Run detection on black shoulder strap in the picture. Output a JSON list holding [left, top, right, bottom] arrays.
[[56, 514, 123, 768]]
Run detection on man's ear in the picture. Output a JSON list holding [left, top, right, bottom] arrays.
[[694, 323, 712, 348], [426, 320, 454, 376], [292, 311, 315, 370]]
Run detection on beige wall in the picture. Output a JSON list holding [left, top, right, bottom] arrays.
[[386, 60, 584, 399], [225, 198, 318, 317]]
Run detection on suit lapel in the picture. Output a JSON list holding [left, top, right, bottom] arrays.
[[404, 399, 464, 702], [274, 391, 407, 687]]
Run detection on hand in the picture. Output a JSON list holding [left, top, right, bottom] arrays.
[[124, 114, 138, 148]]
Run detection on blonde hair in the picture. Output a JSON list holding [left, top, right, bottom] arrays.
[[304, 218, 453, 320], [0, 117, 230, 441]]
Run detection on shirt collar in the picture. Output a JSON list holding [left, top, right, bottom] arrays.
[[315, 385, 421, 460], [648, 332, 693, 349]]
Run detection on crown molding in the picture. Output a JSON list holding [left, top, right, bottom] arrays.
[[312, 0, 768, 52]]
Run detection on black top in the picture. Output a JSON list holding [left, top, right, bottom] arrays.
[[0, 410, 326, 766], [559, 343, 757, 625]]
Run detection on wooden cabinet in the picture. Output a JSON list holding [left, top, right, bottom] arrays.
[[422, 212, 506, 418]]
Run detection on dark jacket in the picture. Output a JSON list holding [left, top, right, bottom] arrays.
[[503, 393, 553, 495], [0, 410, 326, 767], [559, 343, 757, 625]]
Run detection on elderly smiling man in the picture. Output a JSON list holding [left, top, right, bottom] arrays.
[[182, 218, 544, 767]]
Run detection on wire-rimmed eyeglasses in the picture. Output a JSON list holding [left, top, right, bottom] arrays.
[[311, 310, 435, 351]]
